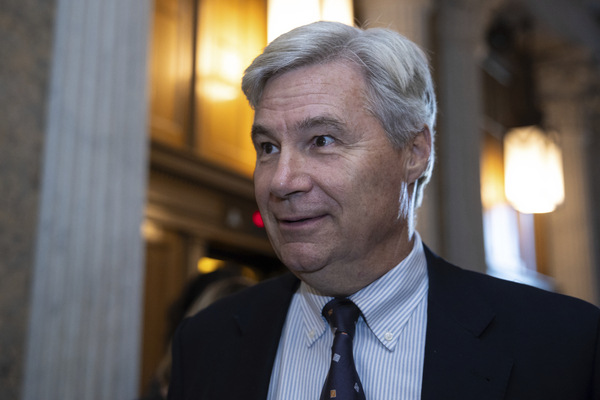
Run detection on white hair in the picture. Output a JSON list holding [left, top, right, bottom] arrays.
[[242, 21, 437, 207]]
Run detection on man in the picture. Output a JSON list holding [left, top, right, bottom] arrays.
[[168, 22, 600, 399]]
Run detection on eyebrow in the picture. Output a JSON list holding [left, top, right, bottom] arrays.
[[251, 115, 347, 142], [251, 124, 271, 141], [296, 116, 346, 133]]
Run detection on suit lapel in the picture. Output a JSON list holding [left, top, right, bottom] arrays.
[[421, 247, 513, 400], [228, 273, 300, 400], [225, 248, 515, 399]]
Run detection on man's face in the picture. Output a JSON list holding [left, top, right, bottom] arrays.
[[252, 61, 413, 294]]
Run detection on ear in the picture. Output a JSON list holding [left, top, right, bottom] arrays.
[[404, 125, 432, 184]]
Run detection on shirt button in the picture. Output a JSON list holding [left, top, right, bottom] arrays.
[[309, 329, 316, 338], [384, 332, 394, 341]]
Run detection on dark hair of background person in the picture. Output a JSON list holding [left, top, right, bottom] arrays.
[[139, 262, 256, 400]]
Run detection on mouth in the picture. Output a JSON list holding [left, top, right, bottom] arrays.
[[278, 214, 328, 226]]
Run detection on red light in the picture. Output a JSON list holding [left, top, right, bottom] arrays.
[[252, 210, 264, 228]]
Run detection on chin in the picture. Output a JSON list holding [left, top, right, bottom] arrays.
[[282, 255, 328, 274], [277, 245, 330, 274]]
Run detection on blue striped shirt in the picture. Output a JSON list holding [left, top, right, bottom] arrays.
[[267, 233, 429, 399]]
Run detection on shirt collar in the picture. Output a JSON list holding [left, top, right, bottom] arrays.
[[298, 232, 429, 351]]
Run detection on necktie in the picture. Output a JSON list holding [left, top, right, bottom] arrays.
[[320, 298, 366, 400]]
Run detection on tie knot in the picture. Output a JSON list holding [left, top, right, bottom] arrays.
[[322, 298, 361, 339]]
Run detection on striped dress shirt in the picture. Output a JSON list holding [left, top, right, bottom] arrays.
[[267, 232, 429, 400]]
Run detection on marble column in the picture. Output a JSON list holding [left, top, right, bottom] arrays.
[[21, 0, 152, 399], [0, 1, 57, 399], [436, 0, 487, 272]]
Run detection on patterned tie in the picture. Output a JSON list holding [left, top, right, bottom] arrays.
[[320, 298, 366, 400]]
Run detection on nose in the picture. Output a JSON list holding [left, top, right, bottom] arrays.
[[269, 150, 312, 199]]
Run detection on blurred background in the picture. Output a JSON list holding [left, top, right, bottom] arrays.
[[1, 0, 600, 398]]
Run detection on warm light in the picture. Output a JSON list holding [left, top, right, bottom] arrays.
[[199, 80, 239, 102], [321, 0, 354, 24], [480, 133, 506, 210], [267, 0, 354, 43], [197, 0, 264, 102], [197, 46, 243, 101], [504, 125, 565, 214], [194, 0, 266, 177], [197, 257, 225, 274], [140, 219, 164, 242]]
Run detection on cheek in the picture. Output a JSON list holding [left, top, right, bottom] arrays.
[[316, 157, 374, 194], [314, 170, 354, 211], [253, 169, 270, 204], [350, 160, 405, 215], [253, 169, 280, 237], [346, 160, 392, 202]]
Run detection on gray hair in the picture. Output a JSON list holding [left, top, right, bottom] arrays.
[[242, 21, 437, 208]]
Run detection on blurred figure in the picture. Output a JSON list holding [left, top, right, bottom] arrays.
[[140, 263, 256, 400]]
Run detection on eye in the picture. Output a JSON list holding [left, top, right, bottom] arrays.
[[261, 142, 278, 154], [314, 135, 334, 147]]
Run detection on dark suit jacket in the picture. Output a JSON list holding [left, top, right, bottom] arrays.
[[169, 246, 600, 399]]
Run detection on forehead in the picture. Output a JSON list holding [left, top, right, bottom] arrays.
[[254, 61, 368, 132]]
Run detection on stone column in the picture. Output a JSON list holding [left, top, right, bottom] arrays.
[[538, 48, 598, 305], [436, 0, 487, 272], [0, 2, 57, 399], [21, 0, 152, 399]]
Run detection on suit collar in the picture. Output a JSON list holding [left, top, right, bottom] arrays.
[[421, 246, 513, 400]]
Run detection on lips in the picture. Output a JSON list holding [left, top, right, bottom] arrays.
[[277, 214, 328, 226], [282, 216, 319, 223]]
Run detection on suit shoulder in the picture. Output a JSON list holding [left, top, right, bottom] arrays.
[[178, 273, 298, 338], [424, 248, 600, 399], [204, 272, 298, 313], [463, 267, 598, 317], [447, 265, 600, 342], [426, 246, 599, 318], [425, 247, 600, 332]]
